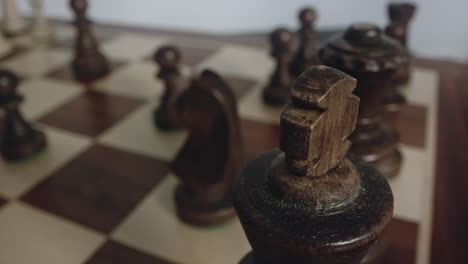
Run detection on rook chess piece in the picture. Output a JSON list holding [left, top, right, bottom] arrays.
[[289, 7, 320, 79], [234, 65, 393, 264], [171, 70, 243, 226], [1, 0, 28, 36], [29, 0, 55, 45], [153, 45, 188, 130], [70, 0, 110, 82], [320, 24, 408, 178], [0, 69, 47, 161], [262, 28, 294, 105]]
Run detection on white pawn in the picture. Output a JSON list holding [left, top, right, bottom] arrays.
[[29, 0, 54, 45], [1, 0, 28, 36], [0, 33, 12, 57]]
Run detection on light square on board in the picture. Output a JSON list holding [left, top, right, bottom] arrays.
[[195, 44, 273, 81], [18, 78, 84, 120], [112, 174, 251, 264], [0, 125, 91, 199], [238, 83, 285, 124], [101, 34, 169, 62], [401, 67, 439, 106], [21, 144, 169, 234], [0, 202, 104, 264], [99, 99, 188, 162], [95, 61, 163, 99], [0, 48, 70, 78]]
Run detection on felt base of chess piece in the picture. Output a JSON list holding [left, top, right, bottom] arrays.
[[71, 55, 110, 82], [1, 125, 47, 162], [175, 184, 236, 227], [234, 151, 393, 264], [350, 125, 402, 179]]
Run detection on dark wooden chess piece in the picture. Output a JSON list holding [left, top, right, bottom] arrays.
[[320, 24, 408, 178], [262, 28, 294, 105], [70, 0, 110, 82], [171, 70, 243, 226], [289, 7, 320, 79], [383, 3, 416, 110], [0, 69, 46, 161], [153, 45, 188, 130], [234, 65, 393, 264]]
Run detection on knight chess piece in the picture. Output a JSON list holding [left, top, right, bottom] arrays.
[[70, 0, 110, 82], [0, 69, 47, 161], [289, 7, 320, 79], [320, 24, 407, 179], [384, 3, 417, 110], [1, 0, 28, 37], [234, 65, 393, 264], [153, 45, 188, 130], [171, 70, 242, 226], [29, 0, 55, 45], [262, 28, 294, 105]]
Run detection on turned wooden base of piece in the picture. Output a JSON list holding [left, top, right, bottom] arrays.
[[175, 184, 236, 227], [2, 129, 47, 161], [262, 86, 289, 106], [350, 125, 402, 179], [72, 57, 110, 82]]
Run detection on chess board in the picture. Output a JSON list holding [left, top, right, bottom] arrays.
[[0, 23, 438, 264]]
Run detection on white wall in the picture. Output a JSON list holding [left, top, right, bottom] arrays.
[[18, 0, 468, 61]]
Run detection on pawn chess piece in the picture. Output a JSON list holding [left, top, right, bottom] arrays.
[[289, 7, 320, 79], [1, 0, 28, 36], [70, 0, 110, 82], [262, 28, 294, 105], [234, 66, 393, 264], [0, 69, 46, 161], [29, 0, 55, 45], [320, 24, 408, 178], [384, 3, 416, 109], [153, 45, 188, 130], [0, 33, 12, 57], [171, 70, 242, 226]]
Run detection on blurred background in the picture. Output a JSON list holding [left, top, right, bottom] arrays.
[[14, 0, 468, 62]]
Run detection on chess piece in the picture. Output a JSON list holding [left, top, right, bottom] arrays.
[[289, 8, 320, 79], [1, 0, 28, 36], [0, 33, 12, 57], [320, 24, 408, 178], [70, 0, 110, 82], [234, 66, 393, 264], [0, 69, 47, 161], [262, 28, 294, 105], [384, 3, 416, 110], [29, 0, 55, 45], [153, 45, 188, 130], [171, 70, 242, 226]]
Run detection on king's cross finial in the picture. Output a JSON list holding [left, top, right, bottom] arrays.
[[280, 65, 360, 176]]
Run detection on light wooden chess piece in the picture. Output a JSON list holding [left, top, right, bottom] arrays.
[[29, 0, 55, 45], [1, 0, 28, 36], [0, 33, 12, 57], [234, 65, 393, 264]]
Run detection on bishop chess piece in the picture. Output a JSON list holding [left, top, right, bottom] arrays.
[[320, 24, 408, 178], [153, 45, 188, 130], [262, 28, 294, 105], [29, 0, 55, 45], [70, 0, 110, 82], [289, 7, 320, 79], [0, 69, 47, 161], [384, 3, 416, 110], [171, 70, 242, 226], [1, 0, 28, 36], [234, 66, 393, 264]]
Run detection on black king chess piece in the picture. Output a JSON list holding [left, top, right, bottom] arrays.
[[0, 69, 47, 161], [70, 0, 110, 82], [234, 66, 394, 264]]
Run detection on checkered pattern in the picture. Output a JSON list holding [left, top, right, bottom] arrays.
[[0, 23, 438, 264]]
